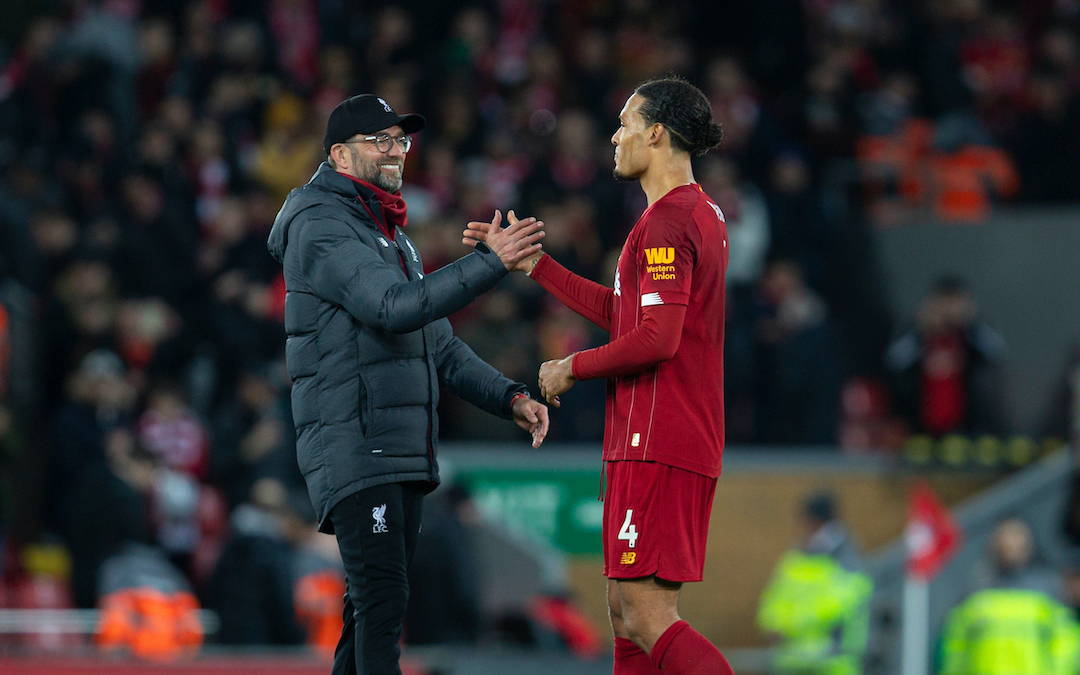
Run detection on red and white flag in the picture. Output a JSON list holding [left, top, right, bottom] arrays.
[[906, 482, 962, 580]]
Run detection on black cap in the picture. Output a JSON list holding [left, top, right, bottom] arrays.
[[323, 94, 426, 154]]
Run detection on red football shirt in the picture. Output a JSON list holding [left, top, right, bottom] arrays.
[[533, 184, 728, 477]]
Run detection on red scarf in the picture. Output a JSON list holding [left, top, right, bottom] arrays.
[[338, 173, 408, 237]]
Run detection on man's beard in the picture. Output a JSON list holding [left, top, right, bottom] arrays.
[[361, 162, 403, 192], [354, 148, 403, 192], [612, 168, 635, 182]]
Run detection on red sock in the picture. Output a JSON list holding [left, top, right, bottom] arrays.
[[649, 621, 734, 674], [614, 636, 660, 674]]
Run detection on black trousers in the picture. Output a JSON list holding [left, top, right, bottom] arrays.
[[329, 482, 425, 675]]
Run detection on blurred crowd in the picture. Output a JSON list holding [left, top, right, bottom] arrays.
[[0, 0, 1079, 653]]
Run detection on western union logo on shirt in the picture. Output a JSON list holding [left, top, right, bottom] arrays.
[[644, 248, 676, 280], [644, 247, 674, 265]]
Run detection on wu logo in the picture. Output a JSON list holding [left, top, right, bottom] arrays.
[[613, 268, 621, 296], [372, 504, 389, 533], [644, 247, 674, 265], [377, 98, 394, 113]]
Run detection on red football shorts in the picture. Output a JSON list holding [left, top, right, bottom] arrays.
[[602, 460, 717, 582]]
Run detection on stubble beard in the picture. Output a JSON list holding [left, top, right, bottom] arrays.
[[353, 147, 403, 192], [612, 150, 638, 182]]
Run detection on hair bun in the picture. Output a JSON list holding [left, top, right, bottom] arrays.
[[693, 122, 724, 156]]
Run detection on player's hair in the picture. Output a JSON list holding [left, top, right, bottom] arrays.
[[634, 77, 723, 157]]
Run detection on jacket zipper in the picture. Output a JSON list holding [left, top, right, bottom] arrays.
[[358, 191, 434, 475], [356, 195, 407, 274], [392, 240, 436, 476]]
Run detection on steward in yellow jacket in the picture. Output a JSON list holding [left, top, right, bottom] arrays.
[[940, 587, 1080, 675], [757, 494, 874, 675]]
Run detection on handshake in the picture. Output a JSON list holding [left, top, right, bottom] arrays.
[[461, 210, 577, 445], [461, 209, 546, 273]]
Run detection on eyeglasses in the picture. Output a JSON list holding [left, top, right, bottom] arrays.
[[345, 134, 412, 153]]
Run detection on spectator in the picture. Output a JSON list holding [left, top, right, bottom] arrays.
[[63, 428, 153, 608], [137, 381, 209, 480], [757, 493, 872, 675], [209, 362, 300, 509], [51, 350, 138, 511], [940, 519, 1080, 675], [113, 171, 198, 306], [885, 276, 1008, 438], [703, 155, 770, 442], [754, 260, 843, 444], [972, 518, 1062, 600], [405, 483, 481, 645], [1007, 67, 1080, 202], [290, 493, 345, 656], [204, 477, 306, 646], [95, 541, 203, 662]]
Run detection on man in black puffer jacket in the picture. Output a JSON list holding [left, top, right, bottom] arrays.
[[267, 94, 549, 675]]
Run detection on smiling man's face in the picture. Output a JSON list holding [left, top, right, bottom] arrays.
[[332, 124, 407, 192]]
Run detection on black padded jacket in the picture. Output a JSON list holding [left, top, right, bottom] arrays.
[[268, 164, 526, 532]]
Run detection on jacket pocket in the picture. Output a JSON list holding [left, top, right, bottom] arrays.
[[358, 375, 369, 436]]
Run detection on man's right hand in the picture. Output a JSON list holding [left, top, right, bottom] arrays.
[[463, 210, 545, 272]]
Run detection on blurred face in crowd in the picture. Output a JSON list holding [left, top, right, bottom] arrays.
[[611, 94, 654, 181], [330, 124, 407, 192], [991, 519, 1034, 573], [918, 288, 976, 336], [761, 261, 804, 304]]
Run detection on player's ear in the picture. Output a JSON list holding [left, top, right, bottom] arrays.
[[648, 123, 665, 147]]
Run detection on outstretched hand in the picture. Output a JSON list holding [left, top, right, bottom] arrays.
[[463, 210, 545, 272], [512, 396, 550, 448]]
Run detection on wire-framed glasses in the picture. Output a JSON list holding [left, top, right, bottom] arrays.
[[353, 134, 412, 153]]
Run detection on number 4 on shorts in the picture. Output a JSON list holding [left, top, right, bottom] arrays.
[[619, 509, 639, 548]]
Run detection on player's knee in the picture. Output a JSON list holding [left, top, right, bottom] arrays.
[[607, 591, 622, 618], [621, 612, 650, 646], [608, 601, 623, 624]]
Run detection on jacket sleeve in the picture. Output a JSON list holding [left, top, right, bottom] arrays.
[[1050, 600, 1080, 675], [430, 318, 527, 420], [296, 217, 508, 333], [938, 603, 969, 675]]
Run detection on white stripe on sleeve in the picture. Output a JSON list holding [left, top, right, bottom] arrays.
[[641, 292, 663, 307]]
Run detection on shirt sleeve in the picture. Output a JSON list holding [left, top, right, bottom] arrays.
[[635, 205, 697, 308], [530, 254, 614, 332], [571, 304, 686, 380]]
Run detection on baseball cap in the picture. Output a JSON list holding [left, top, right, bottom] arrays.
[[323, 94, 426, 154]]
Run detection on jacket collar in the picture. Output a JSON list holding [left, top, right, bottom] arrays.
[[308, 162, 398, 239]]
